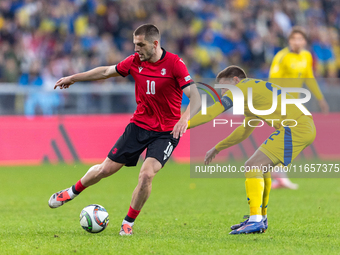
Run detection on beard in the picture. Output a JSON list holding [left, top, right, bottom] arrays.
[[139, 49, 153, 62]]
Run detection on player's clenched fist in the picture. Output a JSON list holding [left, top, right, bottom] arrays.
[[54, 76, 75, 90]]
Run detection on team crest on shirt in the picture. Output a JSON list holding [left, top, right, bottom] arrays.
[[138, 66, 143, 73], [161, 68, 166, 75]]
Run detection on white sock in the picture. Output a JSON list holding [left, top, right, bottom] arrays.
[[262, 215, 267, 220], [67, 186, 78, 199], [122, 219, 134, 227], [249, 215, 262, 222]]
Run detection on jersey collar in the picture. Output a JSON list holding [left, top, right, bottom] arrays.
[[288, 46, 303, 55], [160, 47, 166, 60]]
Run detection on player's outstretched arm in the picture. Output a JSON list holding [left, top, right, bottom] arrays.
[[171, 84, 201, 139], [304, 78, 329, 114], [304, 52, 329, 114], [204, 117, 258, 165], [54, 65, 120, 89], [317, 98, 329, 114], [188, 101, 225, 129]]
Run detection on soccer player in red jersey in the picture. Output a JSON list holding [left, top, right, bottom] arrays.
[[48, 24, 201, 235]]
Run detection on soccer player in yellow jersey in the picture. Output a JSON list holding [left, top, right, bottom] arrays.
[[269, 26, 329, 112], [269, 26, 328, 189], [188, 66, 316, 234]]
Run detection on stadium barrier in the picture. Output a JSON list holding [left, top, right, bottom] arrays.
[[1, 82, 340, 115], [0, 113, 338, 166]]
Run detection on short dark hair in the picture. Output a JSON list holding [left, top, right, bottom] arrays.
[[289, 26, 308, 41], [134, 24, 160, 42], [216, 65, 247, 81]]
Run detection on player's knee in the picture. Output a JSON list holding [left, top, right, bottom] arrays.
[[244, 159, 262, 176], [244, 159, 255, 169], [138, 170, 154, 187], [97, 164, 114, 178]]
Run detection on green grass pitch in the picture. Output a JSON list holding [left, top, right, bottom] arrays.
[[1, 160, 340, 254]]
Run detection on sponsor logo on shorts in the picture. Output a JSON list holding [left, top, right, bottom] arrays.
[[163, 142, 173, 160]]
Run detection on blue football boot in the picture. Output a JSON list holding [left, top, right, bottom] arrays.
[[230, 216, 249, 230], [263, 218, 268, 231], [229, 220, 266, 234]]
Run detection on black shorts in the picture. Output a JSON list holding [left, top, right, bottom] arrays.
[[107, 123, 179, 167]]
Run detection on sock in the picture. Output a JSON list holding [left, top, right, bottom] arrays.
[[69, 180, 87, 199], [122, 219, 134, 227], [123, 206, 140, 226], [262, 171, 271, 216], [245, 168, 264, 221], [67, 187, 77, 199], [249, 215, 262, 222]]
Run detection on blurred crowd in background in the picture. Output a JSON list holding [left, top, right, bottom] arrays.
[[0, 0, 340, 115]]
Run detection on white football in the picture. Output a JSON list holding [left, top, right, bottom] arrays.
[[79, 204, 109, 233]]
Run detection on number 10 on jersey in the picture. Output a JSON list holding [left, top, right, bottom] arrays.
[[146, 80, 156, 95]]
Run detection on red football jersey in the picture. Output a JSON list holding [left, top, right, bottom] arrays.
[[116, 49, 194, 132]]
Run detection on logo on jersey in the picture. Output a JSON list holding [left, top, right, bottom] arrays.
[[161, 68, 166, 75], [138, 67, 143, 73], [185, 75, 191, 82]]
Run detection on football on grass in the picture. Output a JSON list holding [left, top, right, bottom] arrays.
[[79, 204, 109, 233]]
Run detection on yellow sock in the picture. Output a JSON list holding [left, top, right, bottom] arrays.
[[245, 169, 264, 217], [262, 171, 271, 216]]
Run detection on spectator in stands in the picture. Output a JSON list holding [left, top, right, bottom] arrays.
[[0, 0, 339, 115], [19, 60, 60, 116], [311, 27, 337, 78]]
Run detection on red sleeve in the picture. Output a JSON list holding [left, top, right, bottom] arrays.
[[173, 58, 194, 90], [116, 54, 135, 77]]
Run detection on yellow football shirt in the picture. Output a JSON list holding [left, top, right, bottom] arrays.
[[269, 47, 324, 100]]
